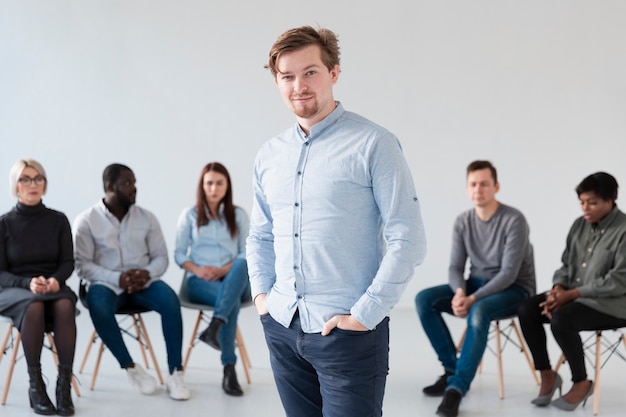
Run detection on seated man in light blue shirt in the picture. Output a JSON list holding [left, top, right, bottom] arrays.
[[246, 26, 427, 417], [73, 163, 190, 401]]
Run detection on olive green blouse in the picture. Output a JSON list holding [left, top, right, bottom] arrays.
[[553, 206, 626, 319]]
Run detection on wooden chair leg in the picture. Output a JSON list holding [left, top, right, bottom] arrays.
[[236, 326, 251, 384], [511, 320, 540, 385], [79, 329, 98, 374], [137, 315, 163, 384], [495, 321, 505, 399], [90, 341, 106, 390], [132, 315, 150, 370], [183, 311, 203, 371], [554, 352, 566, 373], [593, 332, 601, 415], [1, 329, 21, 405], [0, 324, 12, 368]]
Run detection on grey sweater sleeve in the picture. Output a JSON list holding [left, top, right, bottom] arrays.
[[448, 214, 468, 293]]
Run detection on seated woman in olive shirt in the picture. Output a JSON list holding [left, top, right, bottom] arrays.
[[518, 172, 626, 411]]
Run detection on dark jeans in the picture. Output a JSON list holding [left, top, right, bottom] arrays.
[[86, 281, 184, 374], [260, 312, 389, 417], [518, 293, 626, 382], [415, 278, 529, 395]]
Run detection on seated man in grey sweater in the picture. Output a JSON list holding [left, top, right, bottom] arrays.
[[415, 160, 536, 417]]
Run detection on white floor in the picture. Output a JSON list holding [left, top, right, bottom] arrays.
[[2, 305, 625, 417]]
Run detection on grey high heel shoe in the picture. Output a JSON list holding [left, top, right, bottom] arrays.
[[531, 372, 563, 406], [551, 380, 594, 411]]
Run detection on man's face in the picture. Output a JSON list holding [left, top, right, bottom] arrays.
[[466, 168, 499, 208], [274, 44, 339, 128], [113, 169, 137, 207], [579, 191, 613, 224]]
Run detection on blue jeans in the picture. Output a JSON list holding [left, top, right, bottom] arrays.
[[86, 280, 184, 374], [415, 278, 528, 395], [260, 312, 389, 417], [187, 258, 251, 365]]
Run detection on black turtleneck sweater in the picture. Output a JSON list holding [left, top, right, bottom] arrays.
[[0, 202, 74, 289]]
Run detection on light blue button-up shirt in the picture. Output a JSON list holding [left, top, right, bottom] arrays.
[[174, 205, 249, 268], [247, 102, 427, 333], [73, 200, 169, 295]]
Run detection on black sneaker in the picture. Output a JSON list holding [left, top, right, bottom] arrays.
[[422, 371, 453, 396], [436, 389, 462, 417]]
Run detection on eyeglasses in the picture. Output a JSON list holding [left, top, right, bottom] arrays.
[[18, 175, 46, 186]]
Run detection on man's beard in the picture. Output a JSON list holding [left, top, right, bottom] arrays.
[[292, 97, 318, 119]]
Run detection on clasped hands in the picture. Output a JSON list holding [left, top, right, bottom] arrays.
[[539, 285, 578, 319], [451, 289, 475, 318], [29, 276, 60, 294], [194, 265, 227, 281], [119, 269, 150, 294]]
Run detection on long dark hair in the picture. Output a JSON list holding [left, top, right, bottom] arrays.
[[195, 162, 238, 239]]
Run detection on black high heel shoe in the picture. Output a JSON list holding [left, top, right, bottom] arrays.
[[531, 372, 562, 406], [551, 380, 594, 411]]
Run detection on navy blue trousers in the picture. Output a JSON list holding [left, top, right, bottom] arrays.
[[261, 312, 389, 417]]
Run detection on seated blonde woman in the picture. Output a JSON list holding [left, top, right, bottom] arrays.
[[0, 159, 77, 416]]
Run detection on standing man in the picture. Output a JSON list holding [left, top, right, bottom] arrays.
[[73, 163, 190, 401], [246, 26, 427, 417], [415, 160, 536, 417]]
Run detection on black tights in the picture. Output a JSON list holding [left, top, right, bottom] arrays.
[[518, 293, 626, 382], [20, 299, 76, 367]]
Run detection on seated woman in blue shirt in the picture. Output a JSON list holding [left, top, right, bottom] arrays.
[[174, 162, 251, 397]]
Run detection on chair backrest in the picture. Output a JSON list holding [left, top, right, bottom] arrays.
[[177, 271, 215, 311], [178, 272, 192, 304]]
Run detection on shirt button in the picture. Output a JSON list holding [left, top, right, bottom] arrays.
[[304, 142, 309, 146], [582, 263, 587, 268], [297, 171, 302, 175], [576, 277, 581, 282], [295, 202, 299, 207], [587, 248, 592, 252], [293, 266, 298, 270], [294, 233, 299, 237]]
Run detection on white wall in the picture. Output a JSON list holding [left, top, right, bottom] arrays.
[[1, 1, 625, 308]]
